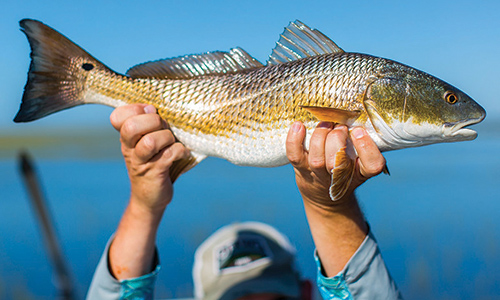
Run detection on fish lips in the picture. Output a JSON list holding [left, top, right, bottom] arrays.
[[443, 115, 486, 141]]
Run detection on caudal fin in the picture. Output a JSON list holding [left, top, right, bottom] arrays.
[[15, 19, 110, 122]]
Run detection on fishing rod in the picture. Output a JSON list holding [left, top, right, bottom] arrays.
[[18, 151, 77, 300]]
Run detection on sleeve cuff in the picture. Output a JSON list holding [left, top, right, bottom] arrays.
[[315, 229, 403, 300], [118, 264, 160, 300], [86, 236, 161, 300]]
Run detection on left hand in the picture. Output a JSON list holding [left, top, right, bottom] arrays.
[[110, 104, 190, 213]]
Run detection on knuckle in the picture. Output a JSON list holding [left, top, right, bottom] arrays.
[[140, 135, 157, 153], [163, 129, 176, 143], [121, 119, 137, 137], [173, 143, 188, 158], [163, 143, 186, 163], [133, 104, 146, 112], [331, 127, 348, 140], [109, 110, 119, 126], [159, 130, 176, 151], [151, 114, 163, 127], [287, 154, 301, 165], [309, 157, 325, 169], [180, 144, 191, 159], [126, 103, 146, 115]]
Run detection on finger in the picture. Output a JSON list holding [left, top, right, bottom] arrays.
[[324, 124, 349, 171], [157, 142, 191, 167], [110, 104, 152, 131], [134, 129, 177, 163], [120, 113, 164, 149], [145, 142, 191, 178], [308, 122, 333, 177], [286, 121, 308, 169], [350, 127, 386, 179]]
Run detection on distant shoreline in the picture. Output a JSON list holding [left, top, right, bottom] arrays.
[[0, 126, 121, 160]]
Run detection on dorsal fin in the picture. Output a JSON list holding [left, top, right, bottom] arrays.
[[267, 20, 344, 65], [126, 47, 263, 79]]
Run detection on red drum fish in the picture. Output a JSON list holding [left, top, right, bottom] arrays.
[[15, 19, 486, 200]]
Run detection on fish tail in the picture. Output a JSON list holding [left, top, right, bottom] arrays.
[[15, 19, 114, 122]]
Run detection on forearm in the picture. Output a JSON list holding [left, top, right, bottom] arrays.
[[303, 193, 368, 276], [109, 197, 165, 280]]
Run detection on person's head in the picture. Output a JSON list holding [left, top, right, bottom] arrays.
[[193, 222, 312, 300]]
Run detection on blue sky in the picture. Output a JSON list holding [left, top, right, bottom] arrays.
[[1, 0, 499, 130]]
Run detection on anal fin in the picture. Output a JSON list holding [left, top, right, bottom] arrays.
[[329, 146, 356, 201]]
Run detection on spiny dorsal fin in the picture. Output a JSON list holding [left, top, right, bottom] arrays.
[[301, 106, 360, 125], [267, 20, 344, 65], [126, 47, 263, 79]]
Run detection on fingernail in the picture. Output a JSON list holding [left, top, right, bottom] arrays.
[[352, 127, 366, 139], [334, 124, 347, 131], [291, 121, 302, 133], [318, 121, 333, 129], [144, 105, 156, 114]]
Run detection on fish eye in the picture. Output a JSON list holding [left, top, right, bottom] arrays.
[[444, 91, 458, 104], [82, 63, 94, 71]]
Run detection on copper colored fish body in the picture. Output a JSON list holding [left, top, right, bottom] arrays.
[[15, 19, 485, 200]]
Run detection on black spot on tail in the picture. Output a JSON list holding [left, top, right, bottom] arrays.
[[82, 63, 94, 71]]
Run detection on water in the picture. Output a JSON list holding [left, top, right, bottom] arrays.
[[0, 124, 499, 300]]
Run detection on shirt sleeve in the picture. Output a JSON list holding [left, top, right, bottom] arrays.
[[315, 230, 403, 300], [86, 236, 161, 300]]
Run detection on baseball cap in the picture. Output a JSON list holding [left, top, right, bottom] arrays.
[[192, 222, 301, 300]]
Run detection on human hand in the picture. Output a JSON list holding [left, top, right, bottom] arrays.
[[110, 104, 190, 213], [286, 121, 386, 211]]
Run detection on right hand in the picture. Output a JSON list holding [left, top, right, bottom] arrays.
[[286, 121, 386, 210], [110, 104, 190, 213]]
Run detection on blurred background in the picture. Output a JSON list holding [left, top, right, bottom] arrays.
[[1, 1, 499, 299]]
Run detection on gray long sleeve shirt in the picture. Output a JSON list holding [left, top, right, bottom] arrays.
[[86, 230, 402, 300]]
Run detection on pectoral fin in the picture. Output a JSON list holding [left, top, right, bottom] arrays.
[[301, 106, 360, 125], [329, 146, 356, 201]]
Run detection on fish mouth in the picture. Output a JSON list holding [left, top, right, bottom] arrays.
[[444, 116, 485, 141]]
